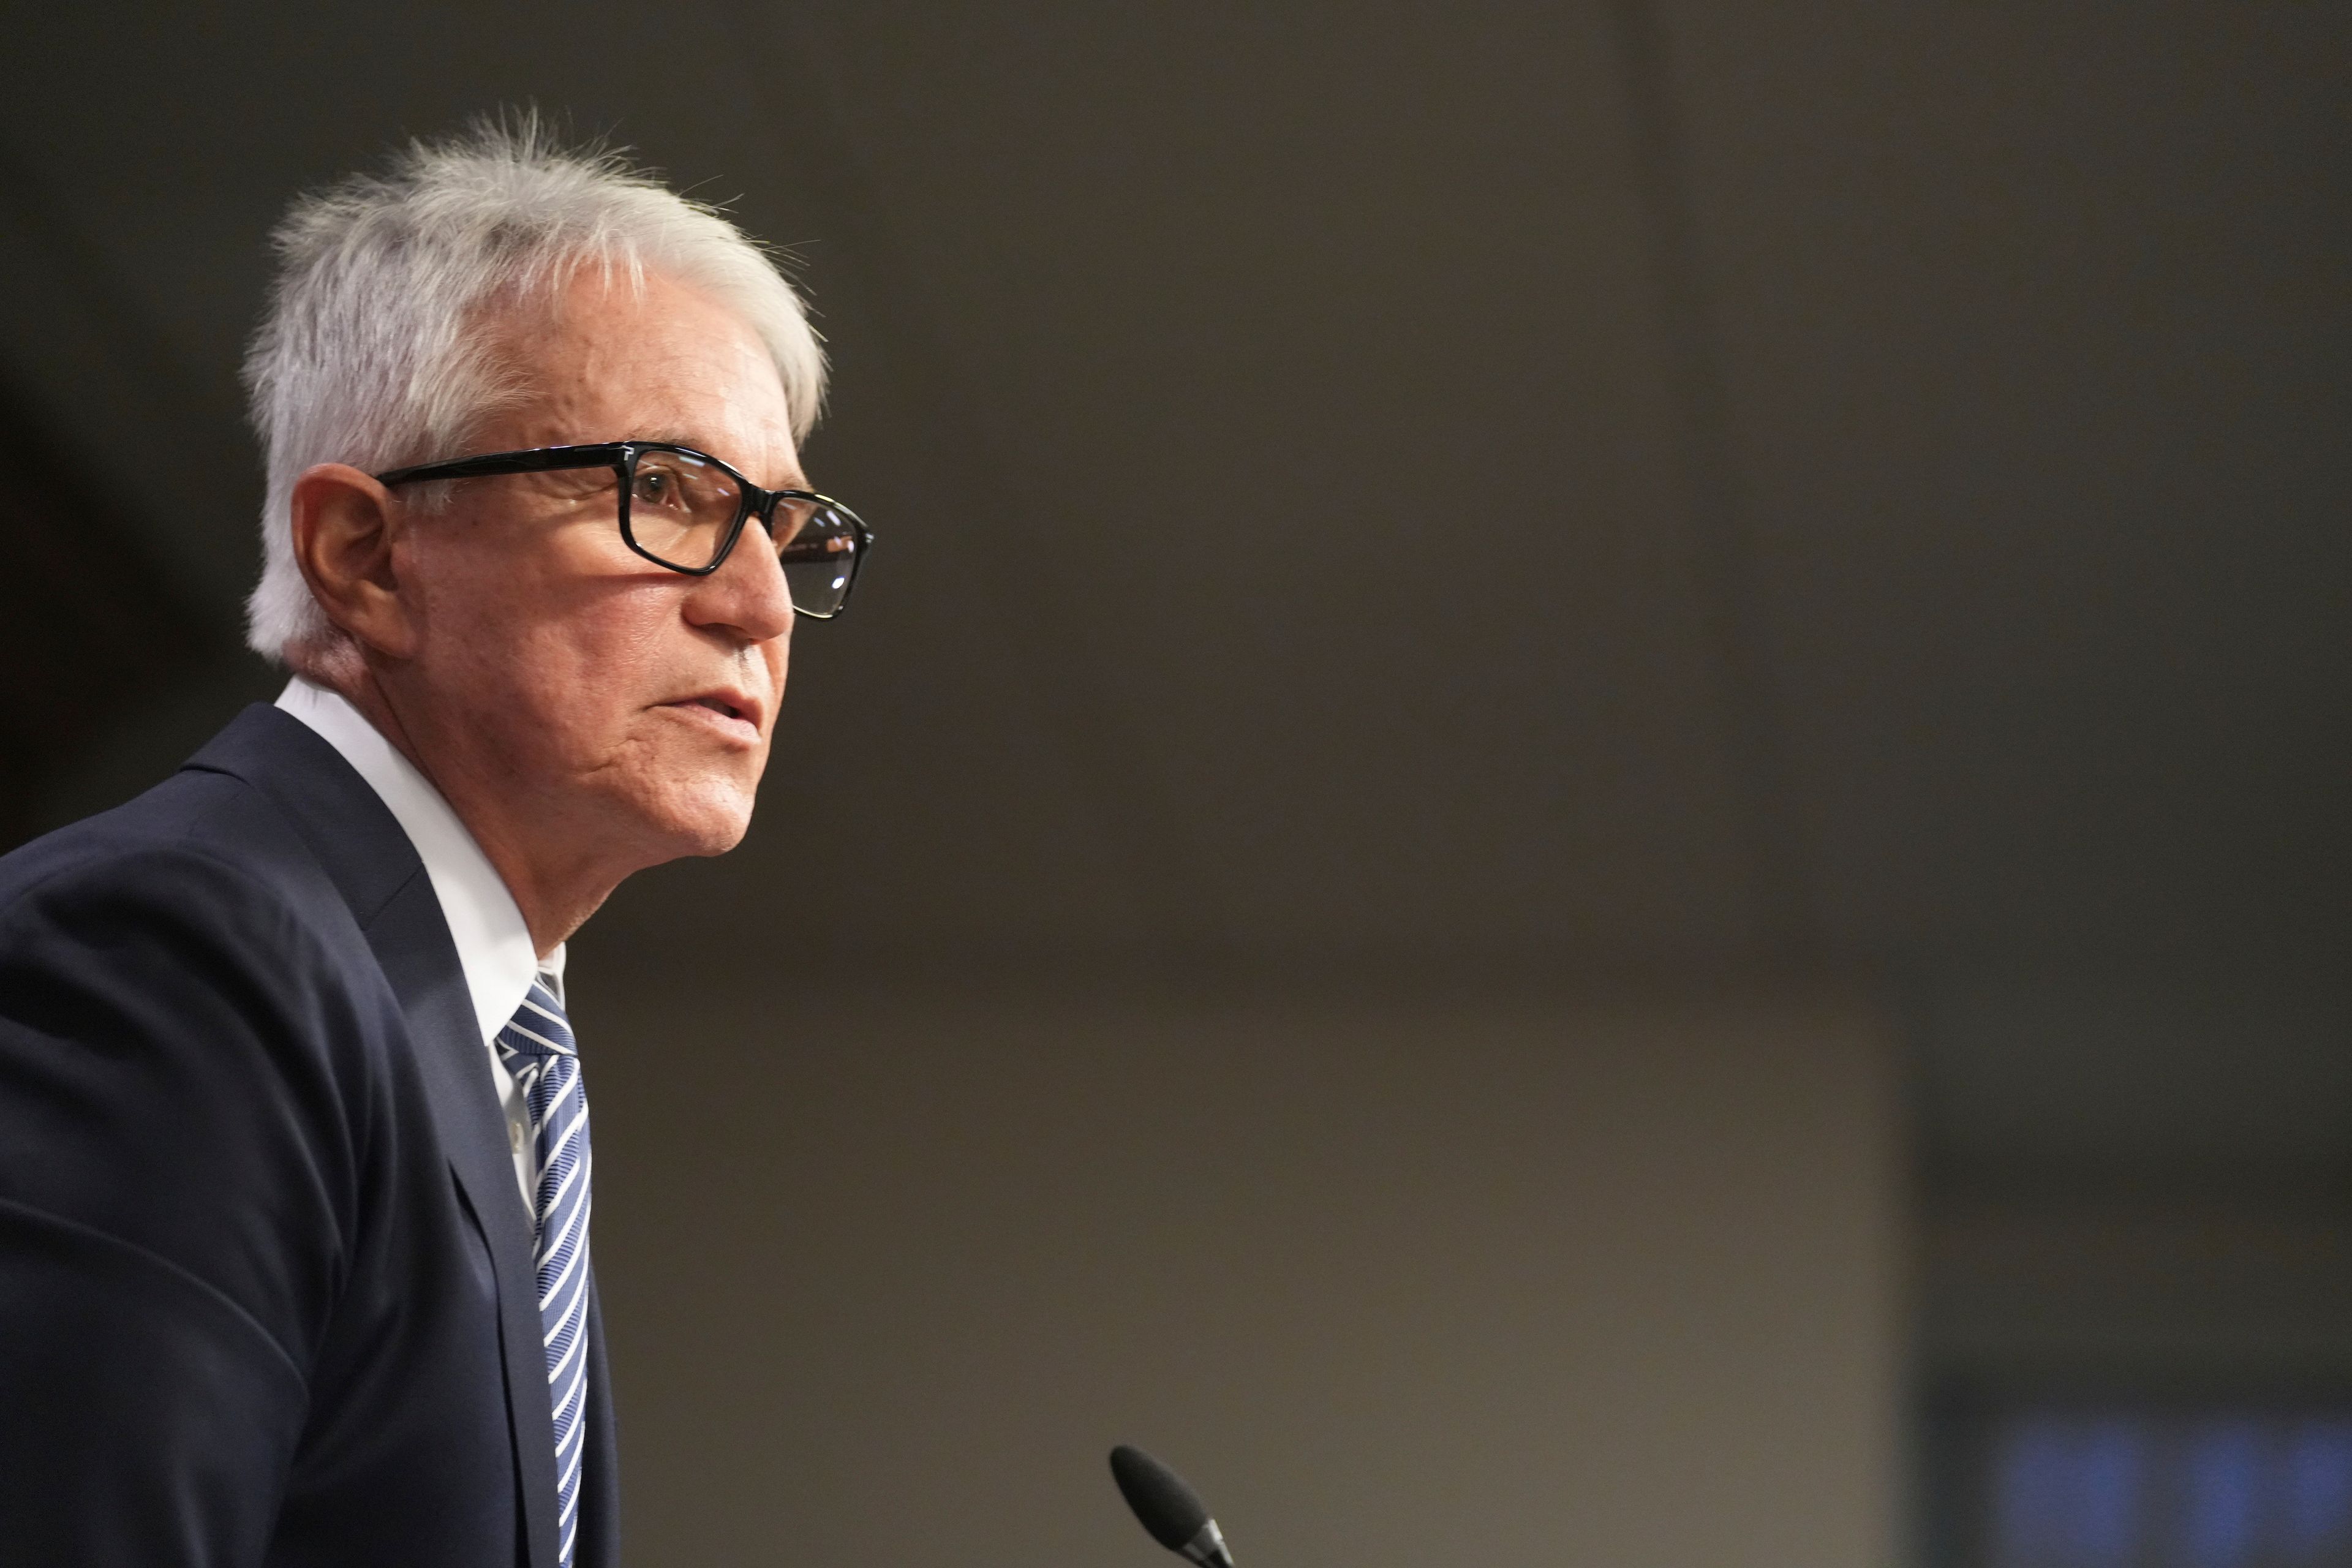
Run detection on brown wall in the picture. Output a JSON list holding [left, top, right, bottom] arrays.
[[581, 986, 1905, 1567]]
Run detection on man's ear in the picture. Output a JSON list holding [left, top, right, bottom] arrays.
[[290, 464, 422, 659]]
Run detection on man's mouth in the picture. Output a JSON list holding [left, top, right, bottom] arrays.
[[660, 689, 764, 740]]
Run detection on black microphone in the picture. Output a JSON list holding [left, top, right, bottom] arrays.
[[1109, 1445, 1238, 1568]]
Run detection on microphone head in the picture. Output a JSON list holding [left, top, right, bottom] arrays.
[[1109, 1444, 1210, 1551]]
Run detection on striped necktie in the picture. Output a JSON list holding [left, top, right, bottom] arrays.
[[494, 977, 594, 1568]]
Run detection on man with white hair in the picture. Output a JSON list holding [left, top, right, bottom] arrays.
[[0, 121, 868, 1566]]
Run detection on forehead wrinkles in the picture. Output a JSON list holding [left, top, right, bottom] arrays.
[[472, 268, 794, 473]]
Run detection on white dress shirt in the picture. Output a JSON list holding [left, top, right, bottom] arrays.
[[276, 676, 559, 1205]]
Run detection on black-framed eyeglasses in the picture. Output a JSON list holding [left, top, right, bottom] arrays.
[[375, 441, 872, 619]]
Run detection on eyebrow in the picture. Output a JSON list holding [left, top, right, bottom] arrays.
[[643, 434, 808, 490]]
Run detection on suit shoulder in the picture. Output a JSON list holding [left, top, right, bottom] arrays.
[[3, 766, 349, 929], [0, 777, 413, 1408], [0, 767, 415, 1199], [0, 769, 405, 1038]]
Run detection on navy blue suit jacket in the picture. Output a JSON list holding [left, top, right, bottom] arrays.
[[0, 704, 618, 1566]]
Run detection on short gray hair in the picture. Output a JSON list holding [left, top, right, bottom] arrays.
[[241, 115, 827, 662]]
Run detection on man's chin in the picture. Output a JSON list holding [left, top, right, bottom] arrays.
[[641, 806, 753, 862], [616, 774, 760, 864], [680, 816, 753, 859]]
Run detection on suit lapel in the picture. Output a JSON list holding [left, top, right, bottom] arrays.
[[575, 1279, 620, 1567], [187, 706, 565, 1568], [367, 873, 564, 1568]]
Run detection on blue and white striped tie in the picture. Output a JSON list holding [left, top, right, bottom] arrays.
[[495, 978, 593, 1568]]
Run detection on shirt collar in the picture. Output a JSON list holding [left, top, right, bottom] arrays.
[[276, 676, 564, 1044]]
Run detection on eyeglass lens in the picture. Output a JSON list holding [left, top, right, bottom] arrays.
[[771, 497, 863, 619], [623, 450, 863, 616]]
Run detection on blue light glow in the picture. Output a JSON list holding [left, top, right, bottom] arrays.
[[1980, 1409, 2352, 1567]]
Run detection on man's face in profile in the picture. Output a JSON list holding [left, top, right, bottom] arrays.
[[390, 268, 804, 872]]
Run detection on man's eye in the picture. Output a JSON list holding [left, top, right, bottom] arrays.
[[633, 470, 673, 503]]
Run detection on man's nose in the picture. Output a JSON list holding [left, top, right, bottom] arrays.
[[687, 523, 795, 643]]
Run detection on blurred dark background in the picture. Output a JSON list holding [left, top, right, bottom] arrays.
[[1, 4, 2345, 1563]]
